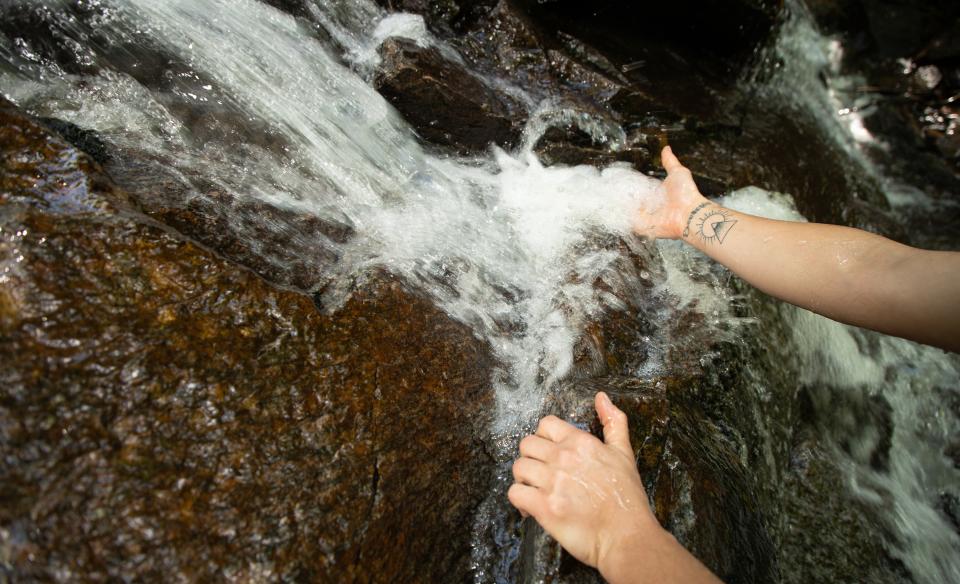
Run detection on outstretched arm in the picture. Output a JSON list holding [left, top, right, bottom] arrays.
[[639, 146, 960, 353]]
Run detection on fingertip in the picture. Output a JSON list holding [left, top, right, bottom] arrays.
[[661, 145, 681, 172], [595, 391, 619, 420], [596, 392, 633, 456], [594, 391, 608, 416], [536, 414, 572, 442]]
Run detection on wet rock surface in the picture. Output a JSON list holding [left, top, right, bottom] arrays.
[[3, 0, 958, 582], [798, 0, 960, 247], [531, 125, 651, 171], [0, 100, 496, 582], [372, 0, 916, 240], [102, 149, 350, 293], [375, 37, 525, 153]]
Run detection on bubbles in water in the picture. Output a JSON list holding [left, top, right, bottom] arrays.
[[1, 0, 669, 429]]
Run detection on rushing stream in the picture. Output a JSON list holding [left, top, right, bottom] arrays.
[[1, 0, 958, 582]]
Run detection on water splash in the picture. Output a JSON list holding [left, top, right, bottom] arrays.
[[3, 1, 958, 581], [0, 0, 667, 429]]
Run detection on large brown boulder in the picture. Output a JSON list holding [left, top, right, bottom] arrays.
[[0, 99, 496, 582]]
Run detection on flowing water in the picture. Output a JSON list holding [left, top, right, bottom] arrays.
[[1, 0, 668, 427], [747, 4, 960, 581], [2, 0, 958, 581]]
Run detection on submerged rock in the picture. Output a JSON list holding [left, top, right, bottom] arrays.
[[102, 149, 350, 293], [0, 99, 496, 582]]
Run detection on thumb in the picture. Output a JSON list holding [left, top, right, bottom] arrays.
[[661, 145, 683, 174], [595, 392, 633, 458]]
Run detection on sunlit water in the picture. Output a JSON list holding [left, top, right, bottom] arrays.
[[1, 0, 958, 581]]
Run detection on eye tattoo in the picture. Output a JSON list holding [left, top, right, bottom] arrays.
[[696, 208, 737, 244]]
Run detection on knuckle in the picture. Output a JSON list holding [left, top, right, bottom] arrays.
[[574, 432, 595, 449], [540, 415, 560, 428], [547, 494, 568, 516]]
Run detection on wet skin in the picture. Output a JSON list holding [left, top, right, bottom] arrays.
[[508, 146, 960, 583]]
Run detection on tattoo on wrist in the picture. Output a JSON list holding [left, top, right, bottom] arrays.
[[696, 208, 737, 244], [682, 202, 711, 238]]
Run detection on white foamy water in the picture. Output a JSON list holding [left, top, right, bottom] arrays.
[[3, 0, 959, 581], [0, 0, 664, 426]]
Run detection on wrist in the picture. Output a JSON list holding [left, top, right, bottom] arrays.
[[676, 195, 712, 242], [597, 512, 666, 583]]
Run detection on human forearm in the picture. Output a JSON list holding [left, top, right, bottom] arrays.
[[677, 195, 960, 352], [678, 194, 901, 321], [647, 146, 959, 352], [599, 527, 722, 584]]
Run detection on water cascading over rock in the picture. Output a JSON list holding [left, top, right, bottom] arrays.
[[2, 0, 959, 582]]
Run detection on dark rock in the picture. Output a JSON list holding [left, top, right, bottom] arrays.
[[532, 125, 652, 170], [38, 117, 113, 165], [941, 492, 960, 535], [776, 433, 907, 584], [375, 37, 525, 153], [801, 0, 870, 38], [917, 20, 960, 63], [0, 2, 217, 98], [609, 89, 684, 130], [0, 98, 496, 582], [261, 0, 314, 19], [444, 0, 629, 108], [103, 149, 348, 292], [0, 97, 121, 215], [861, 0, 960, 58], [543, 46, 626, 104], [512, 0, 780, 86]]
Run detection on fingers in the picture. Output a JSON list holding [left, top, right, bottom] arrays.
[[508, 483, 543, 519], [595, 392, 634, 459], [512, 457, 550, 488], [519, 434, 556, 462], [536, 415, 574, 443], [660, 145, 684, 174]]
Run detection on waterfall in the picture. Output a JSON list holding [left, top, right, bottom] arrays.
[[0, 0, 678, 428], [2, 0, 958, 582], [743, 2, 960, 579]]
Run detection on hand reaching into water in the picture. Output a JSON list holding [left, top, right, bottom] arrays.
[[632, 146, 709, 240], [508, 392, 722, 584], [643, 147, 960, 353]]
